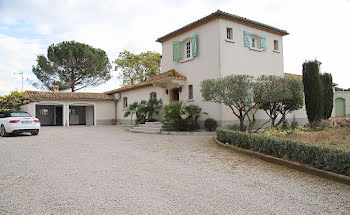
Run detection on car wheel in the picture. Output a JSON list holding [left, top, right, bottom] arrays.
[[0, 125, 9, 137], [31, 130, 39, 136]]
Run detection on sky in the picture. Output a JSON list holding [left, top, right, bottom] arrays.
[[0, 0, 350, 96]]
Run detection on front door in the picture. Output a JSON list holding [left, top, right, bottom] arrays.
[[335, 98, 346, 117], [171, 88, 179, 101]]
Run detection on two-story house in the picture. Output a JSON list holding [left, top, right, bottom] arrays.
[[106, 10, 306, 125]]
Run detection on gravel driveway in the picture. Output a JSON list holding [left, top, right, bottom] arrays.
[[0, 126, 349, 214]]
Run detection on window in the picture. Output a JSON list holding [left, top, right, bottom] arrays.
[[184, 39, 192, 59], [274, 40, 279, 51], [39, 109, 49, 116], [188, 85, 193, 100], [226, 27, 233, 40], [0, 113, 4, 118], [150, 92, 157, 100], [123, 97, 128, 108], [250, 35, 261, 49]]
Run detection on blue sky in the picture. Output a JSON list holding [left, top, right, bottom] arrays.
[[0, 0, 350, 95]]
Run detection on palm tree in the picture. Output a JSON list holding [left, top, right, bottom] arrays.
[[123, 102, 138, 125]]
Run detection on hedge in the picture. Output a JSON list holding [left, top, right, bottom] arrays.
[[216, 127, 350, 176]]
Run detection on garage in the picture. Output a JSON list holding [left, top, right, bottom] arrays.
[[22, 91, 116, 126], [36, 105, 63, 126]]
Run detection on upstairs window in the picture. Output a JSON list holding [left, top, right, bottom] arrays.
[[250, 34, 261, 49], [123, 97, 128, 108], [185, 39, 192, 59], [172, 33, 198, 62], [243, 31, 266, 51], [274, 40, 279, 51], [226, 27, 233, 40]]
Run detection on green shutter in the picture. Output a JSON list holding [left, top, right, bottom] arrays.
[[173, 41, 181, 62], [192, 33, 198, 57], [261, 35, 267, 51], [243, 31, 250, 47]]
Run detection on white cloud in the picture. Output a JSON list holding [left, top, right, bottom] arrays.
[[0, 0, 349, 96]]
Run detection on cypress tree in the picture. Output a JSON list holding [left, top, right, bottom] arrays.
[[320, 73, 334, 119], [302, 60, 323, 124]]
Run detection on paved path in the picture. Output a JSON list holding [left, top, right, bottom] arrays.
[[0, 126, 349, 214]]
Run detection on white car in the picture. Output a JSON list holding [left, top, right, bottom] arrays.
[[0, 111, 40, 137]]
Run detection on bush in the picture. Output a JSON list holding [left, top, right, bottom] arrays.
[[223, 124, 247, 132], [161, 101, 205, 131], [216, 127, 350, 176], [282, 119, 289, 130], [291, 118, 298, 129], [204, 118, 217, 131]]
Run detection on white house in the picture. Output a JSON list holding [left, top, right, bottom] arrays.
[[106, 10, 308, 125], [21, 90, 116, 126]]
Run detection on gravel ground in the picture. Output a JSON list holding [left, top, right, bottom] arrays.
[[0, 126, 349, 215]]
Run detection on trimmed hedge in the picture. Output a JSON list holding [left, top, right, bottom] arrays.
[[216, 127, 350, 176]]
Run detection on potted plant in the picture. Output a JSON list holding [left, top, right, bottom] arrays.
[[111, 119, 117, 125]]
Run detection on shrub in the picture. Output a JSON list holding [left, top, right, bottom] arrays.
[[204, 118, 217, 131], [224, 124, 247, 132], [282, 119, 289, 130], [162, 101, 205, 131], [216, 127, 350, 176]]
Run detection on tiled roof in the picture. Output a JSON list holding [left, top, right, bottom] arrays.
[[105, 69, 187, 94], [284, 73, 302, 80], [156, 10, 289, 43], [24, 91, 114, 101]]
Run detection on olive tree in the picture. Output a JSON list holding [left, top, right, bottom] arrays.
[[256, 76, 303, 127], [201, 75, 258, 132]]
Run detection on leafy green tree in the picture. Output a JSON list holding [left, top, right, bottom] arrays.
[[114, 50, 161, 86], [0, 91, 24, 111], [256, 76, 303, 127], [201, 75, 258, 132], [123, 102, 139, 125], [320, 73, 334, 119], [31, 41, 112, 92], [302, 60, 323, 125]]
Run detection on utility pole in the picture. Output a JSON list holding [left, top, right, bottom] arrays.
[[14, 72, 24, 92]]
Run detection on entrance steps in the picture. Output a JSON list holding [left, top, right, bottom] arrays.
[[130, 122, 171, 134]]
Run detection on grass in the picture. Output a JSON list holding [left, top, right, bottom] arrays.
[[261, 127, 350, 152]]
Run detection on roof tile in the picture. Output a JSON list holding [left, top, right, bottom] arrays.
[[24, 91, 114, 101]]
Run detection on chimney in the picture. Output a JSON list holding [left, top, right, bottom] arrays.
[[53, 85, 59, 92]]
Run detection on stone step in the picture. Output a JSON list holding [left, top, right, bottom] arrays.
[[144, 122, 162, 125], [139, 124, 163, 129], [132, 127, 162, 132], [130, 128, 160, 134]]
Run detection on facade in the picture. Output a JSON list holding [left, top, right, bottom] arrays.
[[22, 91, 116, 126], [107, 10, 300, 125]]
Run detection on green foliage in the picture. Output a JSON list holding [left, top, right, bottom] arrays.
[[216, 127, 350, 176], [320, 73, 334, 119], [114, 50, 161, 86], [256, 75, 303, 127], [31, 41, 111, 92], [204, 118, 217, 131], [281, 119, 289, 129], [125, 98, 162, 124], [123, 102, 139, 125], [335, 87, 350, 91], [302, 60, 324, 125], [201, 75, 255, 132], [0, 91, 24, 111], [291, 117, 299, 129], [161, 101, 205, 131]]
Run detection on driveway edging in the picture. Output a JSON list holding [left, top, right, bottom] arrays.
[[214, 138, 350, 186]]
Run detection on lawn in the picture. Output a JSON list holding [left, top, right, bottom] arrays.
[[262, 127, 350, 152]]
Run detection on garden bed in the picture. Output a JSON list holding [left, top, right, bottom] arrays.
[[216, 126, 350, 176]]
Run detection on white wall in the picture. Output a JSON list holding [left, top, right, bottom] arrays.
[[116, 86, 166, 124], [160, 19, 222, 122]]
